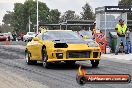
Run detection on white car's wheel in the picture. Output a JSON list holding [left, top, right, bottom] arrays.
[[23, 37, 27, 42], [23, 39, 26, 42]]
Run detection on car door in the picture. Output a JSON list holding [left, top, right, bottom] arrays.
[[28, 34, 43, 60]]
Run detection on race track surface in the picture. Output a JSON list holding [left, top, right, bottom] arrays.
[[0, 44, 132, 88]]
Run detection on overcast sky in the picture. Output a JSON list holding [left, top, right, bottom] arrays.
[[0, 0, 120, 24]]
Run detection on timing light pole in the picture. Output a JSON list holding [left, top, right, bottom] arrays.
[[29, 16, 31, 32], [37, 0, 39, 34]]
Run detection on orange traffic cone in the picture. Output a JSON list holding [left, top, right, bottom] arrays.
[[5, 37, 10, 45]]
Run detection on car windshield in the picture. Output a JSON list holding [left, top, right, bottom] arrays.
[[43, 31, 83, 41], [79, 30, 93, 39], [28, 32, 35, 35]]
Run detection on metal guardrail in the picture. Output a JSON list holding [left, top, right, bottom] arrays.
[[40, 24, 94, 26]]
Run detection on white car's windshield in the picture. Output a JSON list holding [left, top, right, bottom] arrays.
[[27, 32, 35, 35]]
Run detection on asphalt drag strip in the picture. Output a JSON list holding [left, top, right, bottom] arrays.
[[0, 45, 132, 88]]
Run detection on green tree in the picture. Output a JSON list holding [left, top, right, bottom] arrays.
[[0, 24, 14, 33], [2, 0, 60, 32], [81, 3, 94, 20], [13, 3, 25, 32], [118, 0, 132, 6], [1, 11, 14, 32], [13, 0, 50, 32], [2, 11, 13, 25], [118, 0, 132, 20], [59, 10, 81, 31], [48, 9, 61, 23], [60, 10, 80, 22]]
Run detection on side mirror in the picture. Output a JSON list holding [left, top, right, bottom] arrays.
[[33, 37, 39, 41]]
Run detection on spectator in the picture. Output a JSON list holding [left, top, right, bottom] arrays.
[[115, 19, 127, 55], [12, 31, 17, 41]]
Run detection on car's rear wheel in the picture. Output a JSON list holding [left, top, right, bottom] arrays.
[[91, 60, 99, 68], [42, 48, 50, 68]]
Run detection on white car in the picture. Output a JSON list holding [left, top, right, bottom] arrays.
[[23, 32, 36, 42]]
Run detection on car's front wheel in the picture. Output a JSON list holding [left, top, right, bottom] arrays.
[[25, 51, 32, 65], [25, 51, 36, 65], [91, 60, 99, 68], [42, 48, 50, 68]]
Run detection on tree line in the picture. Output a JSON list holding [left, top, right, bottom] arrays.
[[1, 0, 132, 32], [1, 0, 94, 32]]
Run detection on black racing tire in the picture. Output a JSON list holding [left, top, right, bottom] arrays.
[[91, 60, 99, 68], [25, 51, 36, 65], [25, 51, 32, 65], [42, 48, 50, 68]]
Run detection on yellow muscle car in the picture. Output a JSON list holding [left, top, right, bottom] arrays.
[[25, 30, 101, 68]]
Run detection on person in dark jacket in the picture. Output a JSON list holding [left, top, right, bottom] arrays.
[[12, 31, 17, 41]]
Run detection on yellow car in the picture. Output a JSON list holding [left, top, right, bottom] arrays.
[[25, 30, 101, 68]]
